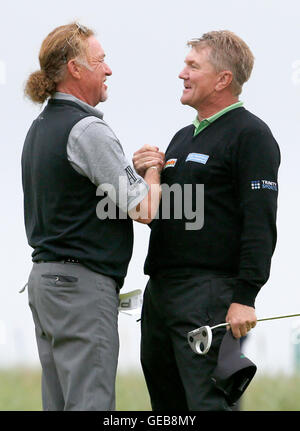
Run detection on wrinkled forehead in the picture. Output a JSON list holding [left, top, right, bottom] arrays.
[[86, 36, 105, 58]]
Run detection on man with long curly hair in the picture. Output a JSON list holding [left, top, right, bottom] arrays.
[[22, 22, 163, 411]]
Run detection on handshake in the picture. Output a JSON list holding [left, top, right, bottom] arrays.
[[132, 145, 165, 177]]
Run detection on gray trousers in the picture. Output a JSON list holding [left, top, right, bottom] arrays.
[[27, 262, 119, 411]]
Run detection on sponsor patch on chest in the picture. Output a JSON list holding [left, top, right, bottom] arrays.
[[186, 153, 209, 164], [164, 158, 177, 169]]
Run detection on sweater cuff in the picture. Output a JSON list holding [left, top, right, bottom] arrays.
[[232, 280, 261, 308]]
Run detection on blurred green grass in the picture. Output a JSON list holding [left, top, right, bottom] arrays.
[[242, 374, 300, 411], [0, 368, 151, 411], [0, 368, 300, 411]]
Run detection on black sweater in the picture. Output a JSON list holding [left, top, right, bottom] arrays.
[[144, 107, 280, 307]]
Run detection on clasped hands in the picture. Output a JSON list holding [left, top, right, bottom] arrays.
[[133, 145, 165, 177]]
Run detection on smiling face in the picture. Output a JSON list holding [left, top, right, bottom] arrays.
[[179, 46, 220, 111], [78, 36, 112, 106]]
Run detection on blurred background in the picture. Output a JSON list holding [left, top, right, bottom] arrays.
[[1, 0, 300, 410]]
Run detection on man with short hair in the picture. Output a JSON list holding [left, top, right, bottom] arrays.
[[133, 30, 280, 410], [22, 22, 163, 411]]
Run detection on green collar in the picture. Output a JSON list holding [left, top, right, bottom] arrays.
[[193, 101, 243, 136]]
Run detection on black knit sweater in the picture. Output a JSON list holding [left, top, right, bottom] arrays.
[[144, 107, 280, 307]]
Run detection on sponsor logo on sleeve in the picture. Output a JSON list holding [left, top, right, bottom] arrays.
[[251, 180, 278, 191], [125, 165, 138, 185]]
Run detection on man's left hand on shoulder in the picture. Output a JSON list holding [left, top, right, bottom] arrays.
[[225, 303, 257, 338]]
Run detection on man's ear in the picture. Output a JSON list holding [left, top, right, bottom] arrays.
[[215, 70, 233, 92], [67, 59, 81, 79]]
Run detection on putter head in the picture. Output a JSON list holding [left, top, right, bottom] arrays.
[[187, 325, 212, 355]]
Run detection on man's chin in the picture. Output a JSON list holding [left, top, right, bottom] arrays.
[[180, 96, 190, 106], [94, 95, 107, 107], [100, 93, 108, 103]]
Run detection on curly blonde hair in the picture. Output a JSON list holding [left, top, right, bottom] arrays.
[[188, 30, 254, 96], [24, 22, 94, 103]]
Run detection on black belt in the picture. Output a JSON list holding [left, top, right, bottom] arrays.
[[35, 258, 81, 264]]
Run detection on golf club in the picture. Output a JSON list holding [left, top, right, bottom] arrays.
[[188, 313, 300, 355]]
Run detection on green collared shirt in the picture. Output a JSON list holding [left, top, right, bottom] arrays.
[[193, 101, 244, 136]]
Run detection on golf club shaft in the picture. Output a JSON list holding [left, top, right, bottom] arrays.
[[211, 313, 300, 331], [257, 313, 300, 322]]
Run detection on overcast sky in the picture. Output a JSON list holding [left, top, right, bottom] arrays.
[[1, 0, 300, 375]]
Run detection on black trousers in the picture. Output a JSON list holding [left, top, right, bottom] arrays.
[[140, 272, 236, 411]]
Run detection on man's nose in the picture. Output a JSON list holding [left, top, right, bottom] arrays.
[[179, 67, 188, 80], [105, 63, 112, 76]]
